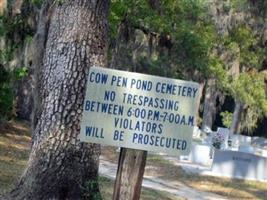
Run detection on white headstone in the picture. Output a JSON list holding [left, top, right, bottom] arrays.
[[238, 135, 252, 145], [216, 127, 230, 150], [252, 137, 267, 148], [262, 150, 267, 157], [229, 134, 239, 148], [188, 144, 212, 165], [193, 126, 201, 138], [212, 150, 267, 181], [238, 145, 255, 154]]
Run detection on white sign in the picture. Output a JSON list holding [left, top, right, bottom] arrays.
[[79, 67, 200, 156]]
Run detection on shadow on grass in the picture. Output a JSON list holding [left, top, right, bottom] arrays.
[[182, 174, 267, 200], [144, 153, 267, 199], [99, 176, 181, 200], [0, 120, 30, 136], [0, 153, 29, 194], [0, 121, 31, 195], [147, 155, 267, 200]]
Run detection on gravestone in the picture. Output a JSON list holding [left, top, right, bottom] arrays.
[[252, 137, 267, 148], [193, 126, 201, 138], [238, 145, 255, 154], [262, 150, 267, 157], [211, 150, 267, 181], [216, 127, 230, 150], [228, 134, 239, 149], [188, 144, 211, 165], [202, 134, 212, 145], [237, 135, 252, 145]]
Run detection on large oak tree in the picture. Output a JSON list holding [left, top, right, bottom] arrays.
[[7, 0, 109, 199]]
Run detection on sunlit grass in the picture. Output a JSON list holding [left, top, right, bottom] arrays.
[[101, 147, 267, 199], [144, 154, 267, 200], [0, 121, 31, 195], [1, 121, 266, 199], [0, 122, 180, 199], [99, 176, 182, 200]]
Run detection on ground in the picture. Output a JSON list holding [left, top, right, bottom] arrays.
[[0, 120, 30, 195], [0, 120, 267, 199]]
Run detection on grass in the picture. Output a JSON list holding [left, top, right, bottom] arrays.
[[103, 148, 267, 199], [1, 120, 267, 199], [0, 121, 181, 199], [98, 176, 182, 200], [145, 154, 267, 200], [0, 120, 31, 195], [183, 174, 267, 199]]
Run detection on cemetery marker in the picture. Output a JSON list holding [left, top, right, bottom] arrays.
[[79, 67, 200, 200], [79, 67, 200, 156]]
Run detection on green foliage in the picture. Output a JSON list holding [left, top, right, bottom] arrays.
[[83, 176, 111, 200], [0, 48, 13, 66], [174, 25, 212, 72], [30, 0, 43, 7], [0, 16, 5, 37], [231, 71, 267, 112], [0, 4, 35, 45], [230, 70, 267, 133], [228, 25, 265, 69], [0, 66, 13, 121], [109, 0, 128, 38], [109, 0, 267, 133], [205, 55, 230, 90], [220, 111, 233, 128], [230, 0, 248, 12], [0, 66, 28, 122], [14, 67, 28, 79], [109, 0, 221, 81], [242, 106, 263, 134]]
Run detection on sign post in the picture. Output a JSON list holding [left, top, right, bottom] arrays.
[[113, 148, 147, 200], [79, 67, 200, 199]]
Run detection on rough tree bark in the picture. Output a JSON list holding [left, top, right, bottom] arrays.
[[6, 0, 109, 199], [230, 102, 244, 134], [201, 79, 218, 131]]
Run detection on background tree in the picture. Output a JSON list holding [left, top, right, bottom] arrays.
[[109, 0, 267, 198], [0, 0, 37, 122], [5, 0, 109, 199], [108, 0, 267, 137]]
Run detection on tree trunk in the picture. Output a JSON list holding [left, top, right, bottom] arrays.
[[0, 0, 37, 121], [230, 101, 244, 134], [6, 0, 109, 199], [201, 79, 217, 131], [113, 148, 147, 200]]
